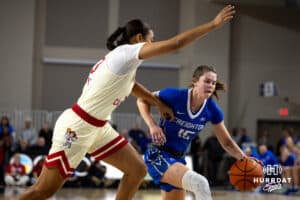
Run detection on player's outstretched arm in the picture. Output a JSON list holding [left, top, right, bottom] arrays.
[[212, 121, 246, 160], [139, 5, 235, 59]]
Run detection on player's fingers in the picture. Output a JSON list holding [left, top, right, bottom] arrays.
[[156, 132, 165, 145], [252, 157, 264, 167], [161, 133, 166, 143], [224, 10, 236, 17], [224, 16, 234, 22], [224, 5, 234, 11], [153, 133, 163, 145]]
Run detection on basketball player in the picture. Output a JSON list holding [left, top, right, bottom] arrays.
[[137, 66, 247, 200], [20, 5, 236, 200]]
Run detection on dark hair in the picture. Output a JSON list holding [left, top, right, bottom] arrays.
[[0, 116, 10, 126], [191, 65, 226, 99], [106, 19, 151, 50]]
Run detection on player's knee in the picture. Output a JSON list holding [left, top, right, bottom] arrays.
[[182, 170, 212, 199], [134, 161, 147, 179], [195, 175, 211, 199], [200, 176, 210, 192]]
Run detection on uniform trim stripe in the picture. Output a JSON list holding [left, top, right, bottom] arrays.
[[44, 151, 75, 179], [90, 135, 128, 160], [72, 104, 107, 127], [95, 140, 128, 161]]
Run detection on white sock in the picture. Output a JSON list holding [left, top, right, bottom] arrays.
[[181, 170, 212, 200]]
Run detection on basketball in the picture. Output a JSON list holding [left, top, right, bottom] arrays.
[[229, 157, 263, 191]]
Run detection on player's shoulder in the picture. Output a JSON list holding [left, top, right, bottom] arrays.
[[114, 43, 145, 51], [159, 87, 187, 96], [206, 97, 220, 108]]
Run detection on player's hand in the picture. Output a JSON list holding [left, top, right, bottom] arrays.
[[250, 157, 264, 167], [242, 156, 264, 167], [212, 5, 235, 27], [149, 125, 166, 146]]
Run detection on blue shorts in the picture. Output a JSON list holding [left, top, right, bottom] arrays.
[[144, 146, 186, 192]]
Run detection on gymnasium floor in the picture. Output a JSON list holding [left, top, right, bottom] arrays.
[[2, 188, 300, 200]]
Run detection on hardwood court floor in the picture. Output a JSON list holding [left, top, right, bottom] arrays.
[[2, 188, 300, 200]]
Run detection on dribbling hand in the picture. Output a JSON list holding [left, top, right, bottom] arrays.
[[241, 156, 264, 167]]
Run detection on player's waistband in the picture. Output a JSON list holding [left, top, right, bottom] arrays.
[[71, 104, 107, 127], [155, 145, 185, 158]]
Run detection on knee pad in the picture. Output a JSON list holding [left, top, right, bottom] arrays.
[[181, 170, 212, 200]]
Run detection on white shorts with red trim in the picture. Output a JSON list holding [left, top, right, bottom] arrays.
[[44, 109, 128, 179]]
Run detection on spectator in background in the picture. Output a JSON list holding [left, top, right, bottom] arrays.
[[276, 128, 293, 156], [258, 129, 273, 152], [1, 126, 14, 166], [292, 144, 300, 192], [31, 156, 45, 184], [231, 128, 240, 144], [0, 138, 4, 188], [38, 122, 53, 151], [128, 122, 150, 154], [15, 141, 30, 155], [203, 134, 225, 186], [190, 136, 202, 174], [280, 146, 297, 194], [28, 137, 49, 158], [5, 154, 29, 186], [88, 159, 107, 188], [256, 144, 278, 166], [0, 116, 15, 137], [16, 118, 38, 152], [244, 146, 258, 158], [237, 128, 251, 147], [256, 144, 279, 193]]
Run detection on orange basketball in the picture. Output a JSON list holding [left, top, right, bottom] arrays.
[[229, 157, 263, 191]]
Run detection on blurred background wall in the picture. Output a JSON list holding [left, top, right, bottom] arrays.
[[0, 0, 299, 143]]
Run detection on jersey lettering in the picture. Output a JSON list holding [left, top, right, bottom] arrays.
[[86, 57, 106, 85], [113, 96, 128, 106]]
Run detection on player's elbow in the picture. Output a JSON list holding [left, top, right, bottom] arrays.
[[167, 38, 186, 51]]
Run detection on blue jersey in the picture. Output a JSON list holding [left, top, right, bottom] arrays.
[[144, 88, 224, 192], [158, 88, 223, 153]]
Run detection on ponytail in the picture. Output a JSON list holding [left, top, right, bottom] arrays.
[[213, 81, 226, 100], [106, 27, 126, 50], [106, 19, 151, 50]]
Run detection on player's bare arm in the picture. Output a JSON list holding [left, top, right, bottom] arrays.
[[139, 5, 235, 59], [212, 121, 245, 160], [137, 97, 166, 145], [131, 81, 174, 121]]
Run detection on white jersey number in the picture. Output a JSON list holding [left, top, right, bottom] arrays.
[[178, 129, 195, 140]]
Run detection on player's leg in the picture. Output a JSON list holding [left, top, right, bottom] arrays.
[[292, 165, 300, 189], [89, 123, 147, 200], [102, 143, 147, 200], [20, 109, 92, 200], [161, 189, 185, 200], [19, 167, 65, 200], [161, 162, 212, 200]]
